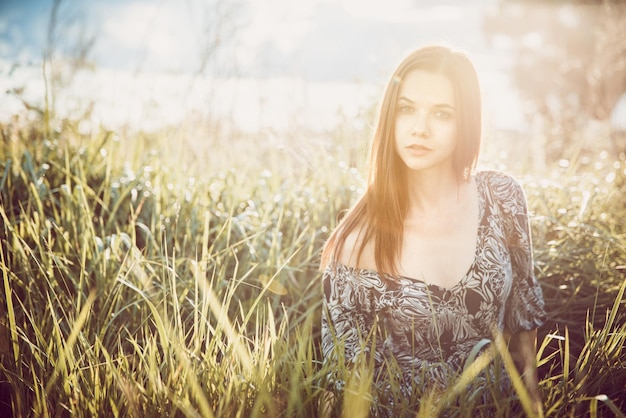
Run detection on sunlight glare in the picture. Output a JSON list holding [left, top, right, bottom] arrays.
[[522, 32, 543, 50], [99, 1, 203, 72], [239, 0, 316, 55], [338, 0, 463, 23], [558, 6, 579, 27]]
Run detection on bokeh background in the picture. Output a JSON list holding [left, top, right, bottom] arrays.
[[2, 0, 624, 162]]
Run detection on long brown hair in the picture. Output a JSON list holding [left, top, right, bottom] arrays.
[[321, 46, 482, 274], [320, 45, 482, 275]]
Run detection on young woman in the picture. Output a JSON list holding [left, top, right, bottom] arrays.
[[320, 45, 546, 415]]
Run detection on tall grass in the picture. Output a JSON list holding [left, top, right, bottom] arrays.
[[1, 115, 625, 417]]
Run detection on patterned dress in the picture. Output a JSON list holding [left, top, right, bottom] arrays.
[[321, 171, 546, 413]]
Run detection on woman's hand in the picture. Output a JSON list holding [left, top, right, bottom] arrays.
[[509, 328, 544, 417], [319, 389, 336, 418]]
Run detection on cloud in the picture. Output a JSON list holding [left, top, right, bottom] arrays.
[[239, 0, 317, 56], [337, 0, 464, 23], [235, 0, 486, 82], [96, 1, 213, 72], [0, 1, 48, 64], [94, 0, 244, 74]]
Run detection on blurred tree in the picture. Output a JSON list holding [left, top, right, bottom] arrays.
[[483, 0, 626, 164], [185, 0, 243, 78], [42, 0, 97, 129], [33, 0, 243, 136]]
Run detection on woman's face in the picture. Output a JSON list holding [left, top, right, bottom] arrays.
[[393, 69, 458, 174]]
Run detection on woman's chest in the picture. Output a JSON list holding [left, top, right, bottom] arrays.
[[394, 244, 511, 316], [397, 208, 480, 290], [340, 226, 514, 322]]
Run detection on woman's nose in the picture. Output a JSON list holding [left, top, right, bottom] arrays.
[[411, 113, 430, 138]]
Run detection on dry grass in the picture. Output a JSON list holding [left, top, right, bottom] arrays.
[[0, 115, 624, 417]]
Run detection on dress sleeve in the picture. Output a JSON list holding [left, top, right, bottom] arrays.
[[491, 173, 547, 333], [321, 268, 337, 361], [321, 265, 356, 390]]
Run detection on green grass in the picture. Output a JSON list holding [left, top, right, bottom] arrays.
[[0, 115, 625, 417]]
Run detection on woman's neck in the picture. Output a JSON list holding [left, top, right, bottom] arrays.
[[404, 168, 469, 219]]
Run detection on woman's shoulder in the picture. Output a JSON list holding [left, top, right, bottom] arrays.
[[336, 224, 377, 270], [475, 170, 529, 216], [476, 170, 526, 199], [476, 169, 521, 185]]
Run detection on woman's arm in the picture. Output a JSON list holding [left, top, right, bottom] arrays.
[[509, 328, 543, 416], [319, 390, 335, 418]]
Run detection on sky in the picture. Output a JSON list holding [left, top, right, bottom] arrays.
[[0, 0, 528, 132], [0, 0, 504, 77]]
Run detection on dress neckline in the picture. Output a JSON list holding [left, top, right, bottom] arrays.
[[331, 172, 487, 293], [335, 262, 472, 293]]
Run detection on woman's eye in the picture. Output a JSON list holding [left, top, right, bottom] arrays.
[[398, 106, 413, 113], [433, 110, 453, 119]]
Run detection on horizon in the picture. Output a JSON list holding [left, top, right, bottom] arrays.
[[0, 0, 624, 134]]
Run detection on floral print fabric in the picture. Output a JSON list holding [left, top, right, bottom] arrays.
[[321, 170, 546, 398]]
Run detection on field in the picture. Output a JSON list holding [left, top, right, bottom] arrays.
[[1, 112, 625, 417]]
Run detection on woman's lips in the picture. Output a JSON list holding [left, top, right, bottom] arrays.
[[407, 144, 432, 154]]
